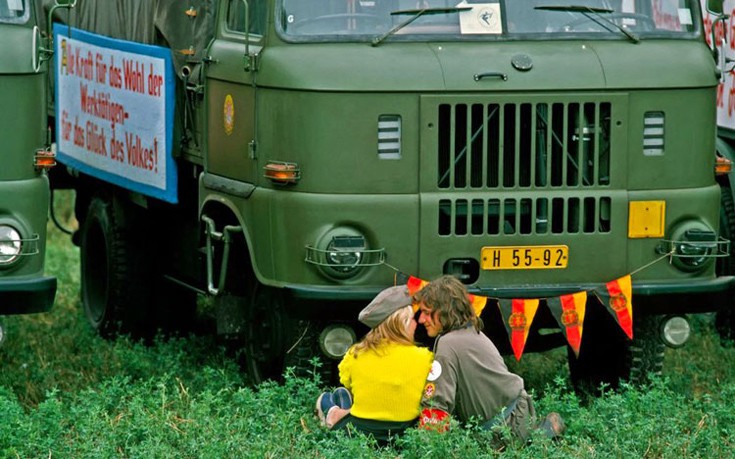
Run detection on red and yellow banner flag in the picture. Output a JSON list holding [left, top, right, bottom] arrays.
[[498, 299, 539, 361], [594, 275, 633, 339], [406, 276, 428, 295], [546, 291, 586, 357]]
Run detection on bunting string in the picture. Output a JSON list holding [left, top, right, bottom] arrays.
[[384, 248, 677, 361]]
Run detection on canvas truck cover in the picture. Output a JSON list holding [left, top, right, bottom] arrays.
[[38, 0, 216, 77]]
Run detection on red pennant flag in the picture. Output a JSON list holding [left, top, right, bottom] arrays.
[[498, 299, 539, 361], [406, 276, 428, 313], [468, 293, 488, 317], [546, 292, 587, 357], [406, 276, 428, 295], [594, 275, 633, 339]]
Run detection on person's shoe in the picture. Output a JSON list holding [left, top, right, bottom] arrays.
[[539, 412, 566, 439], [315, 392, 335, 426], [332, 387, 353, 410]]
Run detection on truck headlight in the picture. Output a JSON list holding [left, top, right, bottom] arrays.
[[319, 324, 356, 359], [662, 222, 719, 272], [660, 315, 690, 348], [305, 227, 386, 280], [325, 235, 365, 275], [0, 225, 22, 266]]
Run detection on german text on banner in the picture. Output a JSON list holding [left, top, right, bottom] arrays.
[[594, 275, 633, 339], [54, 25, 177, 203], [498, 299, 539, 361], [546, 292, 587, 357]]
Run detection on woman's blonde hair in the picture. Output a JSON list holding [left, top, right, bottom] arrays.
[[351, 305, 415, 357]]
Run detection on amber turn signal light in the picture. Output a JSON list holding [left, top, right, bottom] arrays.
[[264, 161, 300, 185], [716, 155, 732, 176], [34, 149, 56, 170]]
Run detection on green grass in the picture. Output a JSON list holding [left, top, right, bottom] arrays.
[[1, 191, 734, 457]]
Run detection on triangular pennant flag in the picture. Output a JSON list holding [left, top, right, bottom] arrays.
[[594, 275, 633, 339], [468, 293, 488, 317], [497, 299, 540, 361], [406, 276, 428, 313], [546, 291, 587, 357], [406, 276, 428, 295]]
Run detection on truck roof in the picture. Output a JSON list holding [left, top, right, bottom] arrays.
[[38, 0, 215, 76]]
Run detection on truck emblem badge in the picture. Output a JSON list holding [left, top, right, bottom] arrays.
[[223, 94, 235, 135]]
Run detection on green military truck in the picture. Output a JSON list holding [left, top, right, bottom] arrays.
[[47, 0, 733, 387], [702, 0, 735, 343], [0, 0, 57, 343]]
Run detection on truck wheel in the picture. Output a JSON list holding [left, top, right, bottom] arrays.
[[627, 315, 665, 386], [80, 195, 151, 338], [716, 184, 735, 344], [243, 285, 334, 384], [568, 309, 664, 393], [283, 320, 336, 385], [244, 284, 288, 384]]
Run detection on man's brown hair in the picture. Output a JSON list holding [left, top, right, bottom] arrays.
[[413, 275, 483, 333]]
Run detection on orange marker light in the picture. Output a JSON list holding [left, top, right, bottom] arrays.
[[716, 155, 732, 176], [34, 149, 56, 170], [264, 161, 300, 185]]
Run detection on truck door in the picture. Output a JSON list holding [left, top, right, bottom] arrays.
[[205, 0, 265, 184]]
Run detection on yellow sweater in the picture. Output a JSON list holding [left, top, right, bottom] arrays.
[[338, 342, 433, 422]]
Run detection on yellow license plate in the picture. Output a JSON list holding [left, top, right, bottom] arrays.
[[481, 245, 569, 270]]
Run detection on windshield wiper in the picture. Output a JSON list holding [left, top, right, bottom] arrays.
[[371, 6, 471, 47], [535, 5, 640, 43]]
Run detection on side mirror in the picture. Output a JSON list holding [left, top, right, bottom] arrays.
[[707, 0, 724, 15]]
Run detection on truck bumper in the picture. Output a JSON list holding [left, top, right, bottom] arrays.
[[0, 276, 57, 315], [286, 275, 735, 315]]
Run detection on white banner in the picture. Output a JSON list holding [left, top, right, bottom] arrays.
[[54, 25, 177, 203]]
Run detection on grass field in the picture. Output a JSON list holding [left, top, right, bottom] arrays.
[[1, 191, 734, 457]]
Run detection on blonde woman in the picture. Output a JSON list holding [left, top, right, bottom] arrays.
[[316, 285, 433, 443]]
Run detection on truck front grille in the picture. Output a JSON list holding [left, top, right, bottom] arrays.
[[437, 101, 612, 190], [438, 196, 612, 236]]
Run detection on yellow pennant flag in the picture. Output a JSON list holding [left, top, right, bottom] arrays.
[[546, 291, 586, 357], [468, 293, 488, 317], [498, 299, 540, 361], [593, 275, 633, 339]]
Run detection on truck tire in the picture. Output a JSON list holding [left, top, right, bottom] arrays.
[[80, 195, 152, 338], [243, 285, 334, 384], [568, 308, 664, 393], [244, 284, 289, 384], [716, 184, 735, 344], [627, 315, 665, 385]]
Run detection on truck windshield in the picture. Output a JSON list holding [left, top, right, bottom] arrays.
[[0, 0, 30, 24], [279, 0, 700, 41]]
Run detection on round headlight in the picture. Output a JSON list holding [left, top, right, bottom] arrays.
[[326, 238, 363, 274], [319, 325, 356, 360], [0, 225, 22, 265], [312, 227, 370, 280], [668, 222, 717, 272], [660, 315, 690, 348]]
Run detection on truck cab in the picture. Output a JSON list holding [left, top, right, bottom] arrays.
[[0, 0, 56, 330]]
